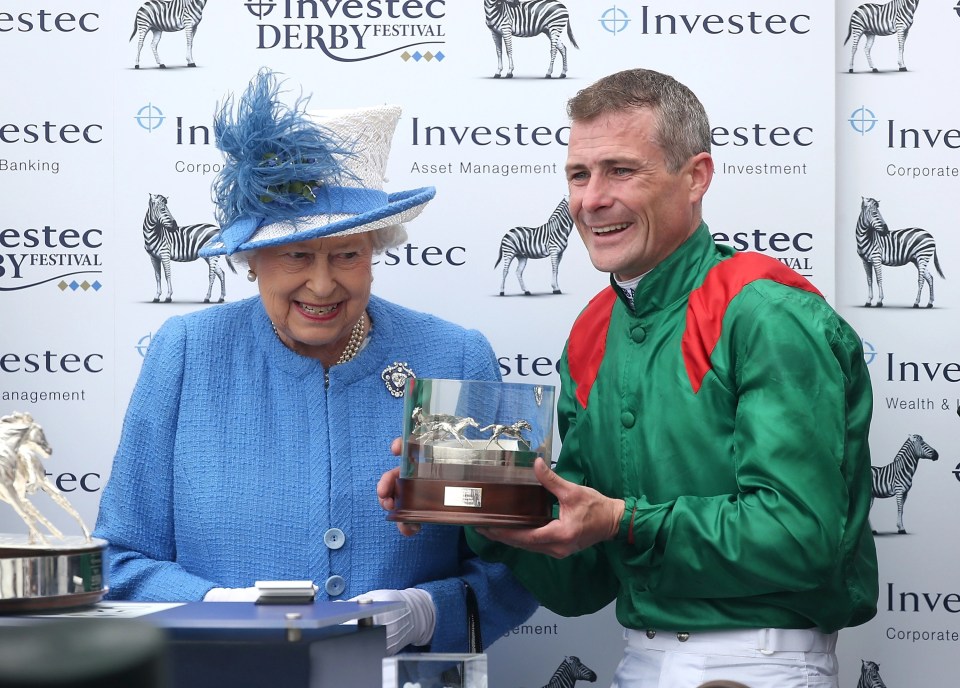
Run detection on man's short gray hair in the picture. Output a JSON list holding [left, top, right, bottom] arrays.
[[566, 68, 711, 174]]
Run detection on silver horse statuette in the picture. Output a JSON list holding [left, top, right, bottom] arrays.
[[411, 407, 533, 451], [0, 412, 92, 545]]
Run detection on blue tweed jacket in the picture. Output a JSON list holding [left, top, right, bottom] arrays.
[[94, 294, 537, 651]]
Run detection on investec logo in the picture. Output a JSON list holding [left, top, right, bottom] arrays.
[[0, 9, 99, 33], [630, 6, 810, 36], [712, 229, 814, 276], [245, 0, 446, 61]]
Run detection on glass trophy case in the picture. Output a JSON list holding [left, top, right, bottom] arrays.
[[387, 378, 555, 527]]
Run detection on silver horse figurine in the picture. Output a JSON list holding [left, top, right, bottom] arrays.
[[410, 407, 480, 447], [0, 412, 92, 545], [480, 419, 533, 451]]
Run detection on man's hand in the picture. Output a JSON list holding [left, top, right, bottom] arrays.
[[476, 458, 624, 558], [377, 438, 421, 536]]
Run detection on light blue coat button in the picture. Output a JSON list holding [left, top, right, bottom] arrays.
[[324, 528, 345, 550], [325, 575, 345, 596]]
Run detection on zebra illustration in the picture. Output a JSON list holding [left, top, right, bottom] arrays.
[[495, 198, 574, 296], [130, 0, 208, 69], [870, 433, 938, 534], [844, 0, 919, 73], [857, 659, 888, 688], [484, 0, 578, 78], [540, 655, 597, 688], [141, 193, 228, 303], [855, 197, 944, 308]]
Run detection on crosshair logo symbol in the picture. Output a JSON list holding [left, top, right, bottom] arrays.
[[953, 462, 960, 482], [136, 333, 153, 358], [861, 339, 877, 365], [135, 103, 165, 132], [245, 0, 276, 18], [849, 106, 878, 135], [599, 6, 630, 35]]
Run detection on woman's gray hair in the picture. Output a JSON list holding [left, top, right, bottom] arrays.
[[567, 68, 711, 174], [369, 224, 408, 254]]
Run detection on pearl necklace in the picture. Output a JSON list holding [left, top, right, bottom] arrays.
[[272, 311, 367, 366], [333, 312, 367, 365]]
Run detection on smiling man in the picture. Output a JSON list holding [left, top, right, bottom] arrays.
[[465, 68, 879, 688]]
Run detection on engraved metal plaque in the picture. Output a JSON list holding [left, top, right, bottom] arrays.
[[444, 486, 483, 508]]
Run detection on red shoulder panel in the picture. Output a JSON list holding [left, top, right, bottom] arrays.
[[567, 287, 617, 408], [682, 253, 823, 394]]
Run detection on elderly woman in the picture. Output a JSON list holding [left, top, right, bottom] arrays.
[[93, 71, 536, 654]]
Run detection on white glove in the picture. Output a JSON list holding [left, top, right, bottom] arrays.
[[203, 587, 261, 602], [350, 588, 436, 655]]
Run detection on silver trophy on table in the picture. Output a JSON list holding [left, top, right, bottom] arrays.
[[387, 379, 555, 527], [0, 411, 107, 611]]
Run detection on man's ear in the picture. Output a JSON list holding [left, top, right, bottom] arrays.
[[687, 152, 714, 204]]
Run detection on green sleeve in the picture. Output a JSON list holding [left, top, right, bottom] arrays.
[[464, 528, 618, 617]]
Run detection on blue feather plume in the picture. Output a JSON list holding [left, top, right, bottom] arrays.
[[211, 69, 356, 229]]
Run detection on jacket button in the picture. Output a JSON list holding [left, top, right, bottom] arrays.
[[323, 528, 345, 550], [620, 411, 636, 428], [646, 630, 656, 639], [677, 632, 690, 642], [325, 575, 345, 596], [631, 326, 646, 343]]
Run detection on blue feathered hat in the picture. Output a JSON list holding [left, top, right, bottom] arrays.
[[200, 69, 435, 257]]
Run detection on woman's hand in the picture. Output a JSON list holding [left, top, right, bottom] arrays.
[[377, 438, 421, 536], [476, 458, 624, 558]]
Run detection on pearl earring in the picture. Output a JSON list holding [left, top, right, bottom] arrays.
[[247, 270, 257, 282]]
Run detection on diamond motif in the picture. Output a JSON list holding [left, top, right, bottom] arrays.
[[401, 51, 411, 61], [69, 281, 79, 291], [58, 281, 68, 291], [423, 51, 434, 61], [92, 281, 102, 291], [412, 51, 423, 61], [435, 51, 445, 61]]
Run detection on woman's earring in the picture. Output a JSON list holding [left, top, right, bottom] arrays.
[[247, 270, 257, 282]]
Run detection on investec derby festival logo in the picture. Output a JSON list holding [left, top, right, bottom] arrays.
[[0, 225, 103, 294], [129, 0, 209, 69], [843, 0, 919, 73], [245, 0, 446, 63]]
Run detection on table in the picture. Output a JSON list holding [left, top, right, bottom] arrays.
[[0, 600, 402, 688]]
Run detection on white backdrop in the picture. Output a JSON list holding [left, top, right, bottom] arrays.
[[0, 1, 955, 686]]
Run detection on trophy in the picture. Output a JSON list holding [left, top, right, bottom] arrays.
[[0, 411, 107, 612], [387, 379, 555, 527]]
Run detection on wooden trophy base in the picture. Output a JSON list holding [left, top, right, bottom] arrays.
[[387, 477, 553, 528]]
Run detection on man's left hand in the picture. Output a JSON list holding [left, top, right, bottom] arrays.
[[476, 458, 625, 558]]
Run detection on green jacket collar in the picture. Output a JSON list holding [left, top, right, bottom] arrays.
[[611, 222, 730, 318]]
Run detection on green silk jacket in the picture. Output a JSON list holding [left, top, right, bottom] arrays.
[[468, 224, 879, 633]]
